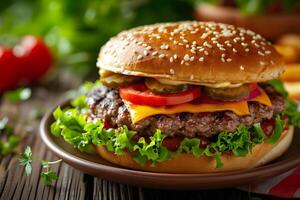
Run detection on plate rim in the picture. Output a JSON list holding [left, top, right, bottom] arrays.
[[39, 100, 300, 188]]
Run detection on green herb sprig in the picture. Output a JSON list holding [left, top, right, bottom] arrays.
[[19, 146, 62, 186]]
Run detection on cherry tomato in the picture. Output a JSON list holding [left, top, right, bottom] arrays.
[[119, 83, 201, 106], [13, 35, 53, 82], [0, 47, 20, 91]]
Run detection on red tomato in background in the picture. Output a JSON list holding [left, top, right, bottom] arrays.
[[13, 36, 53, 82], [0, 47, 20, 91]]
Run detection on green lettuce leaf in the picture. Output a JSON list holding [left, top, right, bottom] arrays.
[[50, 80, 296, 169], [268, 79, 300, 127], [51, 104, 267, 168], [267, 115, 284, 144]]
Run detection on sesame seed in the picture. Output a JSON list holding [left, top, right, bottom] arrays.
[[259, 61, 266, 66], [226, 58, 232, 62], [265, 50, 271, 54], [173, 41, 178, 45], [192, 41, 197, 45], [222, 53, 225, 57], [204, 51, 209, 55], [142, 43, 147, 47], [152, 51, 158, 56], [240, 66, 244, 70], [199, 57, 204, 62], [180, 60, 185, 65], [233, 48, 237, 53], [184, 54, 190, 61], [221, 57, 225, 62], [183, 39, 188, 43], [254, 43, 260, 48], [258, 51, 265, 56], [204, 41, 212, 48], [137, 55, 143, 60], [241, 42, 248, 47], [190, 74, 194, 80], [146, 46, 152, 50], [170, 57, 174, 63], [159, 54, 165, 58], [245, 48, 249, 52], [173, 54, 178, 59], [143, 50, 149, 56], [191, 49, 196, 54], [137, 41, 143, 45], [190, 56, 195, 61], [220, 47, 226, 51], [170, 69, 175, 74]]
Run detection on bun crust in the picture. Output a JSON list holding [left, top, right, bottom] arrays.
[[97, 21, 284, 84], [96, 126, 294, 173], [195, 4, 300, 40]]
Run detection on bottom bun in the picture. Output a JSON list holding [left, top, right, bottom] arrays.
[[284, 82, 300, 100], [96, 126, 294, 173]]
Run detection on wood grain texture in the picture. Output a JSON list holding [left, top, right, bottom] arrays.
[[0, 86, 274, 200]]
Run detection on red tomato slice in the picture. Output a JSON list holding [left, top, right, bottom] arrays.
[[119, 83, 201, 106], [248, 83, 258, 92]]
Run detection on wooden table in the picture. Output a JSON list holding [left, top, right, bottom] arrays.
[[0, 83, 281, 200]]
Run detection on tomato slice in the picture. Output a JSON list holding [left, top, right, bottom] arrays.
[[119, 83, 201, 106], [248, 83, 258, 92]]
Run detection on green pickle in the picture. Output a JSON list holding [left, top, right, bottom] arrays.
[[204, 84, 250, 101], [100, 69, 141, 87], [145, 78, 189, 93]]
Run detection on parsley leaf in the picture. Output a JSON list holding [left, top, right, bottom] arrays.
[[19, 146, 32, 176], [40, 171, 58, 186], [40, 159, 62, 186]]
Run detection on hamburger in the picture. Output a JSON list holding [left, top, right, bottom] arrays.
[[195, 0, 300, 40], [51, 21, 300, 173]]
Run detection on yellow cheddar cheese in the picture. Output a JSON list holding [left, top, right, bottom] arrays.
[[124, 88, 271, 124]]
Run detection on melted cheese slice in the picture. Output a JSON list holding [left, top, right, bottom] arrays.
[[124, 88, 272, 124]]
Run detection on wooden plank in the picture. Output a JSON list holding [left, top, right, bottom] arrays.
[[93, 178, 139, 200]]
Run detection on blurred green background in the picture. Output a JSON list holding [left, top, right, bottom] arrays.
[[0, 0, 195, 77]]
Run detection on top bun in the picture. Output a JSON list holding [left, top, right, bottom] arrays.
[[97, 21, 284, 84]]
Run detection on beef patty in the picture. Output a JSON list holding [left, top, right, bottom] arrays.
[[86, 84, 285, 138]]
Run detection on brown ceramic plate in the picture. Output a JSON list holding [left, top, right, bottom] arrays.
[[40, 101, 300, 190]]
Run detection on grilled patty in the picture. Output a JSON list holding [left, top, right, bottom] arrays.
[[87, 84, 285, 138]]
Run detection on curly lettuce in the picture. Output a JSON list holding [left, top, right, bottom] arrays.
[[51, 105, 283, 168], [50, 80, 296, 169]]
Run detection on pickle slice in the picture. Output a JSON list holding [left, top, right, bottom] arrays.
[[145, 78, 189, 93], [204, 84, 249, 101], [100, 69, 141, 87]]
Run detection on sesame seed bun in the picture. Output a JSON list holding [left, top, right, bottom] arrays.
[[96, 126, 294, 173], [97, 21, 284, 84]]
